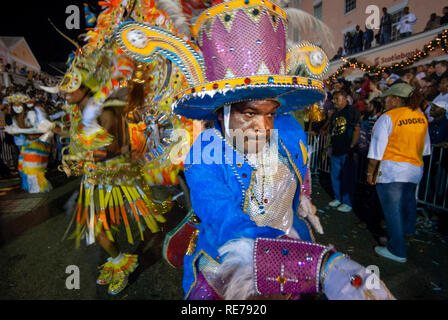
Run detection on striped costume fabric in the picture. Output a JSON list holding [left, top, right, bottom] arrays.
[[18, 139, 52, 193]]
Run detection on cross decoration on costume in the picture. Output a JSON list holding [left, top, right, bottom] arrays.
[[266, 263, 299, 292]]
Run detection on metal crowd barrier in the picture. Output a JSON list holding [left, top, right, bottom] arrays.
[[307, 134, 448, 212], [307, 134, 330, 174], [416, 146, 448, 212]]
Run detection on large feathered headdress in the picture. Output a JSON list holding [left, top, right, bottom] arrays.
[[116, 0, 334, 120]]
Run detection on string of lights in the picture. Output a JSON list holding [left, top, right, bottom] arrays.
[[325, 28, 448, 84]]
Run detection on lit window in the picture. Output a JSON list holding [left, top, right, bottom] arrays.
[[345, 0, 356, 14]]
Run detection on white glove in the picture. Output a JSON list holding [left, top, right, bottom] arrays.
[[323, 254, 395, 300]]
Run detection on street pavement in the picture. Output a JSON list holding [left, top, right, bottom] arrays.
[[0, 169, 447, 300]]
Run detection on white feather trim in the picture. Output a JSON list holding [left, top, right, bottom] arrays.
[[216, 238, 257, 300]]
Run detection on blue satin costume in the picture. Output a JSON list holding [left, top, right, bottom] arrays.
[[182, 113, 314, 299]]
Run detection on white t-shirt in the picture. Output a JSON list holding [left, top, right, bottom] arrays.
[[433, 93, 448, 105], [367, 113, 431, 184], [397, 13, 417, 33]]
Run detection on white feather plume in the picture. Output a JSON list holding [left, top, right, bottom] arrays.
[[285, 8, 335, 51], [156, 0, 191, 38]]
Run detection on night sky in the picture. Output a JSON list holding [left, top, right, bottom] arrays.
[[0, 0, 102, 75]]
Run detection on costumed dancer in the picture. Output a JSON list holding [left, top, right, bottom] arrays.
[[4, 93, 56, 193], [163, 0, 394, 300], [57, 48, 173, 296], [46, 0, 198, 296]]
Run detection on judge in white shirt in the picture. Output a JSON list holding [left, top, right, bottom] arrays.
[[397, 7, 417, 39]]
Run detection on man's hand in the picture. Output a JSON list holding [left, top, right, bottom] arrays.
[[366, 173, 376, 186], [366, 158, 380, 186]]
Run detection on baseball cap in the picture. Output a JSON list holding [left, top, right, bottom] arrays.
[[380, 83, 414, 98]]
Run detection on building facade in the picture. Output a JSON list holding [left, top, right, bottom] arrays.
[[290, 0, 447, 58], [0, 37, 41, 73]]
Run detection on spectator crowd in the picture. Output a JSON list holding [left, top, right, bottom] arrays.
[[302, 59, 448, 261], [332, 5, 448, 61]]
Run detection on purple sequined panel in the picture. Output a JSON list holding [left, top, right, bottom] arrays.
[[187, 271, 223, 300], [199, 8, 286, 81], [254, 238, 330, 296]]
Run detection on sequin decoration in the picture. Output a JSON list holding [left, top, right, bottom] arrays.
[[254, 238, 334, 295], [351, 275, 363, 288], [245, 142, 297, 235], [198, 7, 286, 82]]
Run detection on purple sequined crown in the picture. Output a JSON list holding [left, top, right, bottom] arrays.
[[194, 1, 287, 82]]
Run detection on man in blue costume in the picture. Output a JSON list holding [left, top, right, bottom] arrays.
[[170, 0, 395, 300]]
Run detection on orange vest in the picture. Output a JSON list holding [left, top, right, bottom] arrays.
[[382, 107, 428, 166]]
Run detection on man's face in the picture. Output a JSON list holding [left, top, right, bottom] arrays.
[[404, 7, 409, 14], [333, 94, 348, 110], [222, 99, 278, 154], [385, 95, 401, 110], [65, 87, 89, 105], [439, 78, 448, 94], [423, 85, 438, 100], [435, 63, 447, 77]]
